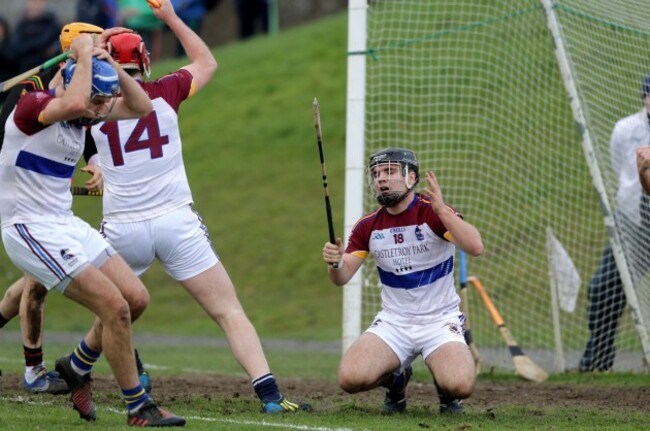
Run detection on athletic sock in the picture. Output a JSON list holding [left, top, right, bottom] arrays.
[[252, 373, 282, 402], [23, 346, 44, 384], [134, 349, 145, 374], [23, 346, 45, 383], [122, 385, 151, 413], [0, 312, 9, 328], [382, 373, 398, 388], [71, 340, 100, 375], [435, 382, 456, 405], [24, 345, 43, 367]]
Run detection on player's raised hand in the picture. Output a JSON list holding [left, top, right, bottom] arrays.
[[96, 27, 134, 50], [422, 171, 445, 213], [147, 0, 176, 20], [69, 34, 94, 60]]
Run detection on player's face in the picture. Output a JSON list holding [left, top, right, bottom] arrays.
[[83, 95, 116, 124], [370, 162, 406, 194], [644, 94, 650, 112]]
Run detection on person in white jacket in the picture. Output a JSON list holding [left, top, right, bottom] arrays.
[[578, 74, 650, 372]]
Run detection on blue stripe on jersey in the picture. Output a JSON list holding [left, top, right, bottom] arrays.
[[378, 255, 454, 289], [16, 151, 75, 179], [15, 224, 66, 280]]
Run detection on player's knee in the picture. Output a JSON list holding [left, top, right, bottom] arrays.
[[105, 298, 132, 328], [337, 364, 366, 394], [128, 290, 149, 320], [337, 373, 360, 394]]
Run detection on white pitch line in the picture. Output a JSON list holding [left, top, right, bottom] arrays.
[[2, 397, 353, 431], [184, 416, 354, 431]]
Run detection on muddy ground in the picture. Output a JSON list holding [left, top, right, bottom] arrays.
[[2, 373, 648, 413]]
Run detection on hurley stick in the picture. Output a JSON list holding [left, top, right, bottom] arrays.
[[70, 186, 103, 196], [469, 275, 549, 382], [0, 51, 70, 93], [458, 251, 482, 374], [313, 98, 339, 269]]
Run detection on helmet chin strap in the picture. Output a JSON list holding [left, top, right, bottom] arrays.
[[376, 184, 417, 207]]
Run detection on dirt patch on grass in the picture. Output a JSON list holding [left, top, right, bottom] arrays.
[[2, 373, 649, 413]]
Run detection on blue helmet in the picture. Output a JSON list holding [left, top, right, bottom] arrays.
[[62, 57, 119, 98]]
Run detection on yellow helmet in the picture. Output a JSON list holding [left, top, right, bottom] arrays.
[[59, 22, 104, 52]]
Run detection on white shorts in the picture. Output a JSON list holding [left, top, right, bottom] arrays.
[[99, 205, 218, 281], [1, 217, 114, 293], [366, 312, 467, 373]]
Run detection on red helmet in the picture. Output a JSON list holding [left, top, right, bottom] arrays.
[[107, 33, 151, 78]]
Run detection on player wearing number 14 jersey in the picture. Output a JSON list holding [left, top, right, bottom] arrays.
[[87, 0, 311, 414]]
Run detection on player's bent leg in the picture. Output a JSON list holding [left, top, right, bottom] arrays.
[[20, 277, 47, 348], [426, 341, 475, 414], [0, 277, 26, 325], [81, 254, 154, 393], [338, 332, 401, 394], [181, 264, 271, 378], [62, 261, 184, 425], [99, 253, 150, 321], [180, 263, 309, 413], [20, 278, 70, 395], [60, 264, 135, 420]]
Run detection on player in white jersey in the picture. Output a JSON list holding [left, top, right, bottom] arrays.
[[322, 148, 483, 414], [0, 34, 185, 427], [77, 0, 310, 414], [0, 22, 152, 396]]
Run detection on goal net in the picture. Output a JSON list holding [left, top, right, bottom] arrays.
[[345, 0, 650, 373]]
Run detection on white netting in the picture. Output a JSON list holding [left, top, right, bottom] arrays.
[[352, 0, 650, 372]]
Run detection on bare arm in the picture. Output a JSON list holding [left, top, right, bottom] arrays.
[[322, 238, 365, 286], [95, 50, 153, 120], [107, 65, 153, 120], [40, 36, 94, 124], [149, 0, 217, 93], [422, 170, 484, 256]]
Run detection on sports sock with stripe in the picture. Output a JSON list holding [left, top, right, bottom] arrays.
[[71, 340, 100, 375], [252, 373, 282, 402]]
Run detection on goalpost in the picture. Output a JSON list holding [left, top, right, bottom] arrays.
[[344, 0, 650, 372]]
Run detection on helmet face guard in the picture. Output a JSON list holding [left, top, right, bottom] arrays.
[[368, 148, 420, 207], [59, 22, 103, 52], [107, 33, 151, 78], [79, 97, 117, 125]]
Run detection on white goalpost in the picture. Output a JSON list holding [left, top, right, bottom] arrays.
[[342, 0, 367, 352], [344, 0, 650, 372]]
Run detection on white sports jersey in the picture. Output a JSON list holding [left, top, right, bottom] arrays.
[[0, 91, 82, 227], [346, 193, 461, 325], [91, 69, 194, 222], [610, 108, 650, 227]]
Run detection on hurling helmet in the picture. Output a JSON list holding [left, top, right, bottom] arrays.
[[59, 22, 103, 52], [62, 57, 119, 98], [107, 33, 151, 78], [368, 148, 420, 207], [368, 148, 420, 181]]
